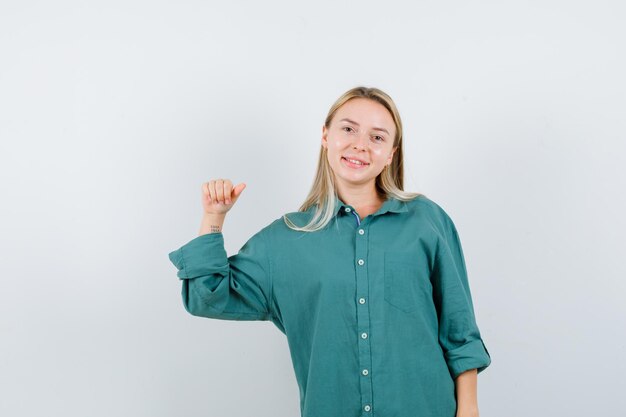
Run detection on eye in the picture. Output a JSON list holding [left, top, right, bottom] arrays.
[[372, 135, 384, 142], [342, 126, 354, 133]]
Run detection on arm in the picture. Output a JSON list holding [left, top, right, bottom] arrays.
[[455, 368, 479, 417], [168, 179, 273, 321], [199, 212, 226, 235], [431, 211, 491, 380], [168, 226, 273, 321]]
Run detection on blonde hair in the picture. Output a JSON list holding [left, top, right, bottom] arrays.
[[283, 86, 422, 232]]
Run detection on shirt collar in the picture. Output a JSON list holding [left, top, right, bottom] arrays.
[[332, 195, 408, 218]]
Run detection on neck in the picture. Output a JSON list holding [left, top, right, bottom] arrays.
[[335, 182, 384, 209]]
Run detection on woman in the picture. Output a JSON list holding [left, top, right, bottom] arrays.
[[168, 86, 491, 417]]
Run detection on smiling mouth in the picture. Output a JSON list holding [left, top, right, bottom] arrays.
[[342, 157, 370, 167]]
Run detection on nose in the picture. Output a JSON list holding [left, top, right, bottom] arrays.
[[352, 132, 369, 151]]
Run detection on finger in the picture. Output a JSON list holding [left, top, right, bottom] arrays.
[[224, 180, 233, 205], [215, 179, 225, 203], [202, 182, 211, 203], [209, 180, 217, 203], [233, 183, 246, 198]]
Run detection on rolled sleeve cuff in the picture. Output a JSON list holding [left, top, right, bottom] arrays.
[[168, 233, 228, 280], [445, 339, 491, 380]]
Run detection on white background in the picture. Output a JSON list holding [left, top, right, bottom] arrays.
[[1, 1, 625, 416]]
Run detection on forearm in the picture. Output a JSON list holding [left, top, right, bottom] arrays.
[[169, 230, 271, 321], [199, 213, 226, 235], [455, 368, 479, 417]]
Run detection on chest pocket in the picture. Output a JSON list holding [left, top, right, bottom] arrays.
[[384, 251, 432, 313]]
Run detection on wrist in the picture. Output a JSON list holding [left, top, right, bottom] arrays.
[[456, 397, 478, 411], [203, 212, 226, 220], [456, 404, 479, 417], [199, 213, 226, 235]]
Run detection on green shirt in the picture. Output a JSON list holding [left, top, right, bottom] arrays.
[[168, 194, 491, 417]]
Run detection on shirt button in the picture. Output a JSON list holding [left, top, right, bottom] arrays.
[[357, 259, 364, 266], [345, 207, 351, 213], [359, 298, 366, 304], [358, 229, 364, 235], [362, 369, 369, 376], [361, 332, 368, 339], [364, 405, 371, 412]]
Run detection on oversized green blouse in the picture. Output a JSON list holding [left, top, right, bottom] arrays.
[[168, 194, 491, 417]]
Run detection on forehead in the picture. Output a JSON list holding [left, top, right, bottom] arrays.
[[333, 98, 395, 132]]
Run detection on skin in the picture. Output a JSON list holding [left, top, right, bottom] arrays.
[[456, 368, 480, 417], [321, 97, 397, 218], [196, 98, 480, 417], [198, 179, 243, 234]]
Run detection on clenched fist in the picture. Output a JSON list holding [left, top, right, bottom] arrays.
[[201, 179, 246, 215]]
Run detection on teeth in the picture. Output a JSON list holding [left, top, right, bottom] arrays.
[[346, 158, 365, 165]]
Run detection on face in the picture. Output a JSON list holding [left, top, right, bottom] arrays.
[[322, 98, 397, 190]]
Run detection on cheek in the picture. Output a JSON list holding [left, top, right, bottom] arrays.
[[331, 136, 347, 147], [328, 137, 349, 152], [370, 147, 386, 158], [325, 142, 341, 162]]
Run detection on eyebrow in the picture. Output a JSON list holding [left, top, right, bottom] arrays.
[[339, 118, 390, 135]]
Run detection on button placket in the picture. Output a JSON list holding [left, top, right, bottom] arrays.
[[345, 206, 361, 226], [354, 218, 373, 415]]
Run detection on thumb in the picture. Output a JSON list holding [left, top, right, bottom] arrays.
[[232, 182, 246, 200]]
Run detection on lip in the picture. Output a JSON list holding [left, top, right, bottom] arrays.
[[341, 156, 370, 169], [342, 155, 369, 164]]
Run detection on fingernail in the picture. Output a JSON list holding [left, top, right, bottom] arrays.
[[226, 199, 231, 204]]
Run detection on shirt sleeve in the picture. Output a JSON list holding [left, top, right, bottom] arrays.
[[432, 213, 491, 380], [167, 230, 273, 321]]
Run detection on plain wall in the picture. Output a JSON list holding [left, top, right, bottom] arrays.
[[1, 1, 625, 416]]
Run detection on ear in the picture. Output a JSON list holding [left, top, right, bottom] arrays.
[[321, 125, 328, 149]]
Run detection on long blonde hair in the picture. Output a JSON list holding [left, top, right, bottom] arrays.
[[283, 86, 422, 232]]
